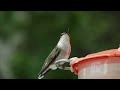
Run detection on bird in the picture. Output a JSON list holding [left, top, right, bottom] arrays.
[[38, 30, 71, 79]]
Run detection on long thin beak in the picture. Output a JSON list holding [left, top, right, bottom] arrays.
[[66, 28, 70, 36], [67, 28, 69, 33]]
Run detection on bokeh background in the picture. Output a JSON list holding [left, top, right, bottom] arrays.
[[0, 11, 120, 79]]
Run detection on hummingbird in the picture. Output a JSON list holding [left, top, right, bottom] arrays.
[[38, 30, 71, 79]]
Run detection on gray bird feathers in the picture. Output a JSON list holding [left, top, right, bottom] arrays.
[[38, 31, 71, 79], [38, 47, 61, 79]]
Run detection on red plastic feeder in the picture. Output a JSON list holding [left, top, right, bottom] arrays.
[[70, 47, 120, 79]]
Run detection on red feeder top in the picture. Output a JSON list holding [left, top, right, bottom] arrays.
[[70, 47, 120, 75]]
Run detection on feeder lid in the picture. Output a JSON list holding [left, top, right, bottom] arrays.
[[70, 47, 120, 75]]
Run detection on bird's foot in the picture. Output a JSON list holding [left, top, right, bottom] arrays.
[[55, 57, 78, 64], [55, 59, 70, 65], [55, 57, 78, 70]]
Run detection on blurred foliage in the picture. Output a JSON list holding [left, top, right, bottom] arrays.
[[0, 11, 120, 79]]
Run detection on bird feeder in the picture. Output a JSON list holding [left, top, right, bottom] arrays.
[[70, 47, 120, 79]]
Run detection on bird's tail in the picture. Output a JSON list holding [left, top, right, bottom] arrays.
[[38, 69, 51, 79], [38, 74, 44, 79]]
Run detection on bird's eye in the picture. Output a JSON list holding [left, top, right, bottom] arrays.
[[61, 33, 65, 36]]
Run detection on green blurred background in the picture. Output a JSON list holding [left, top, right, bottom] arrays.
[[0, 11, 120, 79]]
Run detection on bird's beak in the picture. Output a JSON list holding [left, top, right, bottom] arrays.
[[66, 28, 70, 36]]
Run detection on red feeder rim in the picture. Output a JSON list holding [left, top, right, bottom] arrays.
[[70, 47, 120, 75]]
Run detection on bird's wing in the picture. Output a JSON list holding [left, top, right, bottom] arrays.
[[38, 46, 61, 75]]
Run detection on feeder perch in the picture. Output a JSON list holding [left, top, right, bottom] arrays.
[[70, 47, 120, 79]]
